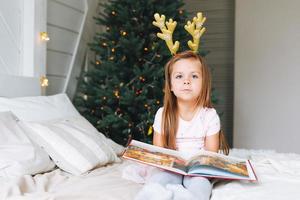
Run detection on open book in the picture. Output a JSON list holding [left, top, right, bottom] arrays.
[[122, 140, 257, 181]]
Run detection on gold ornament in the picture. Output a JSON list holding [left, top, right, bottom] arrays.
[[148, 126, 153, 136]]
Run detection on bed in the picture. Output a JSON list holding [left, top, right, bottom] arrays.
[[0, 94, 300, 200]]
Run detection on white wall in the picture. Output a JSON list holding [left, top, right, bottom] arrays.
[[185, 0, 234, 145], [0, 0, 46, 97], [234, 0, 300, 153]]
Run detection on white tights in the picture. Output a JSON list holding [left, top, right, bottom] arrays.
[[146, 170, 212, 200]]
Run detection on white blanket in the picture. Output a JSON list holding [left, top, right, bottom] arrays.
[[1, 149, 300, 200]]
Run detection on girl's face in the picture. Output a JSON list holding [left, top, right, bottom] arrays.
[[170, 58, 202, 103]]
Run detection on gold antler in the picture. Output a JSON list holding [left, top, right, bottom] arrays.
[[153, 13, 179, 55], [184, 12, 206, 53]]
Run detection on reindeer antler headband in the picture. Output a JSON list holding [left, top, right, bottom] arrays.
[[153, 12, 206, 55]]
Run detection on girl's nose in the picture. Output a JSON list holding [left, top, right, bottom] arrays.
[[184, 79, 190, 85]]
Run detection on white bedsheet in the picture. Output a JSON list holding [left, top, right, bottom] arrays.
[[212, 149, 300, 200], [0, 162, 141, 200], [1, 149, 300, 200]]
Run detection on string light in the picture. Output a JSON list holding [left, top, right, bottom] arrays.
[[112, 11, 116, 15], [102, 42, 108, 47], [139, 76, 145, 82], [144, 47, 148, 51], [40, 32, 50, 41], [109, 56, 114, 60], [96, 60, 101, 65], [111, 48, 115, 53], [83, 94, 88, 100], [179, 10, 183, 14], [114, 90, 120, 98], [40, 76, 49, 87]]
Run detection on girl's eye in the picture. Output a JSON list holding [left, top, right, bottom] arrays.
[[192, 74, 199, 79], [175, 75, 182, 79]]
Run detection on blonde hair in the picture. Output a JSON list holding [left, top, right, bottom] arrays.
[[161, 50, 229, 155]]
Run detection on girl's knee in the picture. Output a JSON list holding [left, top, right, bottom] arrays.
[[147, 170, 182, 186], [183, 177, 212, 200], [183, 176, 212, 190]]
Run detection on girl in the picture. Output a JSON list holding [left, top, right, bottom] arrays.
[[137, 50, 229, 200]]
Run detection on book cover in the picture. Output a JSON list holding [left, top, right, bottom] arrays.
[[122, 140, 257, 181]]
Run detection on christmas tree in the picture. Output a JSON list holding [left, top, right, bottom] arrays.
[[74, 0, 210, 145]]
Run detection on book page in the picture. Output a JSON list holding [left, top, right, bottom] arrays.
[[123, 140, 188, 173], [188, 152, 249, 177]]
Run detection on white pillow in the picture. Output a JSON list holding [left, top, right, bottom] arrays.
[[0, 111, 55, 177], [20, 116, 121, 175], [0, 93, 80, 122], [0, 93, 124, 155], [70, 116, 125, 156]]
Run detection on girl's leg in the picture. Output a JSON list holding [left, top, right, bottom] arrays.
[[147, 169, 183, 186], [183, 176, 212, 200], [135, 170, 182, 200]]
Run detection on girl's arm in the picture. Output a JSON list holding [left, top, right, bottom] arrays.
[[204, 132, 220, 152], [153, 131, 164, 147]]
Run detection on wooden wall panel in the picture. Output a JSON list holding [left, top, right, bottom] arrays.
[[184, 0, 234, 145]]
